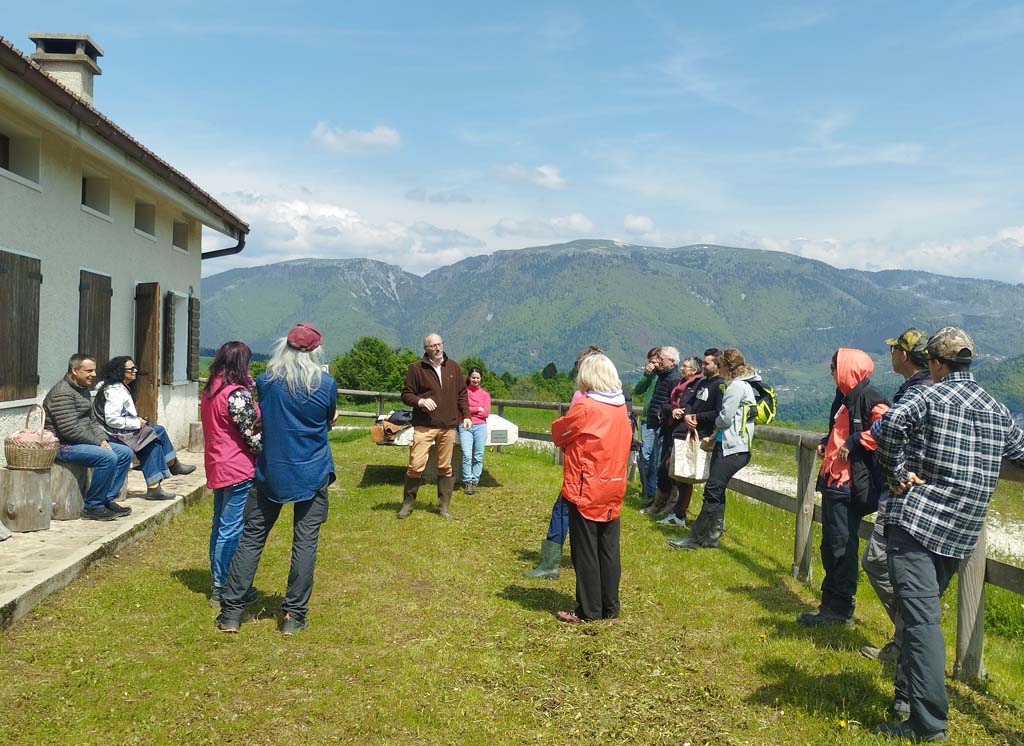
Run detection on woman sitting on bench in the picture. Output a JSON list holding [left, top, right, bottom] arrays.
[[94, 356, 195, 500]]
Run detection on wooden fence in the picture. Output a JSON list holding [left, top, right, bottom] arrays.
[[340, 389, 1023, 680]]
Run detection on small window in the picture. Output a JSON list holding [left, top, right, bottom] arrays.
[[134, 200, 156, 236], [81, 171, 110, 215], [172, 219, 190, 251], [0, 125, 41, 184]]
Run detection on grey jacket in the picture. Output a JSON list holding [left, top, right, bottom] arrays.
[[43, 376, 108, 446], [715, 373, 759, 456]]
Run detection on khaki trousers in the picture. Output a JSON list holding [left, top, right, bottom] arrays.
[[407, 426, 456, 478]]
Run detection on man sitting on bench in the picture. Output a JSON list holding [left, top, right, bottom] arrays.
[[43, 353, 133, 521]]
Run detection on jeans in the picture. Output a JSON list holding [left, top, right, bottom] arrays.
[[545, 494, 570, 545], [209, 478, 252, 589], [887, 525, 958, 735], [638, 423, 659, 498], [220, 481, 330, 623], [819, 487, 863, 618], [136, 423, 177, 485], [567, 502, 620, 620], [57, 441, 133, 509], [457, 423, 486, 483]]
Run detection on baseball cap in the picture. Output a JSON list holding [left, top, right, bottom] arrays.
[[926, 326, 974, 364], [884, 328, 929, 357], [286, 322, 323, 352]]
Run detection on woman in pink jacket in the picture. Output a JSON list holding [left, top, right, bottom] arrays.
[[200, 341, 262, 605], [457, 367, 491, 494]]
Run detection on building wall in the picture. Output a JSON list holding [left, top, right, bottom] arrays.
[[0, 66, 220, 459]]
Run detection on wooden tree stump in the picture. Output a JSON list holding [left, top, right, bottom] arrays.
[[50, 462, 87, 520], [0, 467, 53, 532], [188, 422, 205, 452]]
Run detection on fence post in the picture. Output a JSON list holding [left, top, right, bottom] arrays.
[[793, 437, 817, 582], [376, 395, 384, 417], [553, 404, 566, 466], [954, 523, 987, 681]]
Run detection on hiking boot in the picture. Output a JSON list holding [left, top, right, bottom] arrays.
[[215, 614, 240, 633], [861, 640, 900, 661], [874, 720, 946, 742], [144, 484, 177, 501], [640, 488, 670, 516], [169, 460, 197, 476], [105, 501, 133, 517], [556, 610, 583, 624], [210, 586, 222, 607], [437, 476, 453, 518], [282, 613, 309, 635], [797, 608, 853, 627], [81, 506, 116, 521], [398, 476, 420, 518], [523, 539, 562, 579], [464, 481, 477, 495]]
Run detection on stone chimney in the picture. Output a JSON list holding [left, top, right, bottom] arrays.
[[28, 33, 103, 104]]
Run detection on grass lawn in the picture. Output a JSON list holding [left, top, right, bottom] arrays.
[[1, 431, 1022, 744]]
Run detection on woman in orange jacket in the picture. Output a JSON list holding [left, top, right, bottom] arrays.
[[553, 353, 633, 623]]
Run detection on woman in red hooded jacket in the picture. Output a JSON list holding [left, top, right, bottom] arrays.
[[552, 353, 633, 623], [797, 348, 889, 627]]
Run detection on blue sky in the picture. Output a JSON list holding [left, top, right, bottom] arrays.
[[6, 2, 1024, 279]]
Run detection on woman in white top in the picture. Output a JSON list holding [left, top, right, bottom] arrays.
[[94, 355, 195, 500]]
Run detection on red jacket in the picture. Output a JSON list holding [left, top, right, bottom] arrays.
[[552, 395, 632, 522]]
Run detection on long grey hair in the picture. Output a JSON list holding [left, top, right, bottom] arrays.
[[265, 336, 325, 397]]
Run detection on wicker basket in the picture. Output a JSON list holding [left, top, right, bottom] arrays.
[[4, 404, 57, 470]]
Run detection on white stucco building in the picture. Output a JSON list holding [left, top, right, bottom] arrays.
[[0, 33, 249, 460]]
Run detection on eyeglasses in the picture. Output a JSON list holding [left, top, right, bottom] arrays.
[[125, 367, 139, 373]]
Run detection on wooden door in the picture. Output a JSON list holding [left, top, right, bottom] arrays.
[[134, 282, 160, 422]]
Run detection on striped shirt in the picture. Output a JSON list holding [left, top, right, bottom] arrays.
[[878, 371, 1024, 559]]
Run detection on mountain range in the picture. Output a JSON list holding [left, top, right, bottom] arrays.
[[201, 240, 1024, 410]]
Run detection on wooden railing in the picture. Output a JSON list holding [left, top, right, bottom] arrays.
[[339, 388, 1022, 680]]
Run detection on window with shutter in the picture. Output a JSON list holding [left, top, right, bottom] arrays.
[[0, 250, 42, 401], [78, 270, 112, 370], [162, 290, 176, 384], [187, 297, 201, 381]]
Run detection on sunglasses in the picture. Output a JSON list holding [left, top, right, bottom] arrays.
[[125, 366, 139, 373]]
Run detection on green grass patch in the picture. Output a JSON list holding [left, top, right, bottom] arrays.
[[1, 437, 1022, 744]]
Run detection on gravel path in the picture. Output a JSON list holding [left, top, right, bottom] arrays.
[[738, 464, 1024, 562]]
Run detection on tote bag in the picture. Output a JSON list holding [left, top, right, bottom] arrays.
[[670, 431, 711, 483]]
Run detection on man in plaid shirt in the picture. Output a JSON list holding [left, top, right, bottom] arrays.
[[874, 327, 1024, 742]]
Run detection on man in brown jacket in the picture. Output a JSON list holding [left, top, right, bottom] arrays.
[[398, 333, 471, 519]]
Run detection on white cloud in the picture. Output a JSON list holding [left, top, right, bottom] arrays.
[[623, 214, 654, 235], [208, 190, 485, 275], [493, 212, 593, 238], [310, 122, 401, 154], [496, 163, 567, 190], [727, 227, 1024, 284]]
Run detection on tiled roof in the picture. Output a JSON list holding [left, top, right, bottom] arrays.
[[0, 36, 249, 242]]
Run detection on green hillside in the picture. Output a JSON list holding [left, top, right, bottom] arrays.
[[201, 241, 1024, 399]]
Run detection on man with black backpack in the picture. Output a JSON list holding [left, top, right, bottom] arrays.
[[797, 348, 889, 627]]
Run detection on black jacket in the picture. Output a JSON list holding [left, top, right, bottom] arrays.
[[645, 365, 681, 428], [820, 378, 889, 511], [672, 374, 724, 439]]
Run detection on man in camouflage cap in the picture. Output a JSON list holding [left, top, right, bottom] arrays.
[[873, 327, 1024, 741], [860, 328, 933, 663]]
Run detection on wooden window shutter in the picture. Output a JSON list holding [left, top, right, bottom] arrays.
[[134, 282, 160, 422], [162, 291, 176, 384], [187, 297, 200, 381], [0, 134, 9, 171], [0, 251, 42, 401], [78, 270, 112, 370]]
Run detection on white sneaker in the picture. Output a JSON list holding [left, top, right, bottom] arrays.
[[657, 514, 686, 527]]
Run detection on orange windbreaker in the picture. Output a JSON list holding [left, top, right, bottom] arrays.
[[820, 348, 889, 488], [552, 395, 632, 522]]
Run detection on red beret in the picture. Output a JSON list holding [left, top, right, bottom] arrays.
[[286, 322, 323, 352]]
